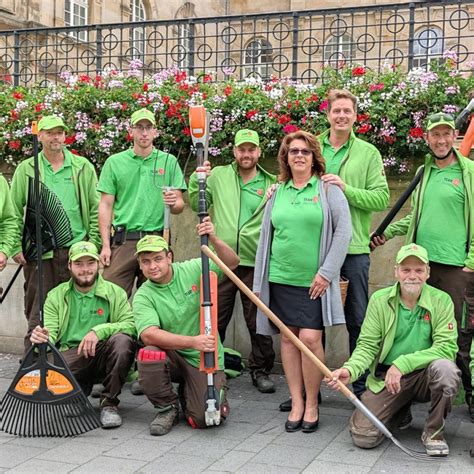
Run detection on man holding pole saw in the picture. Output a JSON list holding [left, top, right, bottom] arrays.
[[371, 112, 474, 421], [132, 218, 239, 435]]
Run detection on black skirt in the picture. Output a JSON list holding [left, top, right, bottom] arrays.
[[269, 282, 323, 330]]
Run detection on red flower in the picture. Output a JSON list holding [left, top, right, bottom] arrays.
[[183, 127, 191, 136], [121, 103, 128, 111], [9, 109, 18, 120], [79, 74, 91, 83], [162, 96, 170, 104], [174, 71, 187, 83], [35, 103, 45, 113], [352, 66, 366, 76], [246, 110, 258, 120], [202, 74, 212, 83], [319, 100, 328, 112], [64, 134, 76, 145], [301, 116, 307, 124], [409, 127, 424, 138], [277, 114, 291, 125], [369, 83, 384, 92], [223, 85, 232, 96], [70, 149, 80, 155], [357, 113, 370, 122], [143, 83, 149, 91], [8, 140, 21, 150], [356, 124, 372, 134], [384, 136, 396, 144], [12, 92, 24, 100], [283, 124, 299, 134]]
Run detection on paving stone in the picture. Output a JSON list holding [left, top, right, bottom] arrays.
[[250, 444, 320, 469], [304, 459, 371, 473], [234, 432, 280, 453], [236, 461, 301, 473], [7, 436, 69, 450], [139, 453, 213, 473], [135, 422, 195, 443], [0, 445, 44, 469], [167, 436, 241, 461], [36, 440, 110, 464], [316, 440, 387, 468], [6, 458, 78, 473], [207, 450, 256, 472], [71, 455, 147, 473], [104, 438, 175, 462]]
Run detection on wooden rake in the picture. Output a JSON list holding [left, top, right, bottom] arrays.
[[201, 245, 448, 462]]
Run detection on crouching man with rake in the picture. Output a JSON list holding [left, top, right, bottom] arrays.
[[132, 217, 239, 436], [327, 244, 460, 457], [30, 241, 136, 429]]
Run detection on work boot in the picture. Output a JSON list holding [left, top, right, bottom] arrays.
[[421, 432, 449, 457], [252, 374, 275, 393], [149, 406, 179, 436], [130, 380, 144, 396], [100, 406, 122, 429], [397, 406, 413, 431]]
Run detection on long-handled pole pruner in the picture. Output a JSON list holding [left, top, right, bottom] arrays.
[[201, 245, 447, 461], [189, 105, 221, 426]]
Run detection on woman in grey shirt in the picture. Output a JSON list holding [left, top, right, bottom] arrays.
[[253, 131, 351, 433]]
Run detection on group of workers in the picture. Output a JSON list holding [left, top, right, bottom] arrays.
[[0, 89, 472, 457]]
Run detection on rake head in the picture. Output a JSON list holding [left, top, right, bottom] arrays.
[[390, 435, 448, 462]]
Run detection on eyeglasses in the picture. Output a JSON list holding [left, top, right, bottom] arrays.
[[133, 125, 154, 132], [288, 148, 312, 157], [427, 113, 454, 124]]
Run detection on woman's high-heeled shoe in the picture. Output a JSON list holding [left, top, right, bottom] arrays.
[[285, 417, 303, 432], [301, 408, 319, 433]]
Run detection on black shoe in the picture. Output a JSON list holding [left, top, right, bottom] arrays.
[[397, 407, 413, 431], [253, 374, 276, 394], [279, 391, 321, 412], [301, 408, 319, 433], [285, 418, 303, 432]]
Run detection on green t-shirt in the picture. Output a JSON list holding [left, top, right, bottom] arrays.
[[322, 135, 351, 175], [238, 170, 265, 229], [60, 284, 110, 351], [269, 176, 323, 287], [416, 162, 467, 266], [42, 153, 86, 246], [97, 148, 187, 232], [383, 301, 432, 366], [132, 258, 224, 369]]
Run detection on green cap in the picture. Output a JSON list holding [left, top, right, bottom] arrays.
[[131, 109, 156, 126], [38, 115, 68, 131], [136, 235, 169, 255], [69, 241, 100, 262], [396, 243, 429, 264], [426, 112, 455, 131], [235, 129, 259, 147]]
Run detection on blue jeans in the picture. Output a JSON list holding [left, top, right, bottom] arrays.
[[341, 254, 370, 397]]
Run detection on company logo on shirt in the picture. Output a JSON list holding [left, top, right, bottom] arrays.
[[184, 284, 199, 297], [452, 178, 460, 186], [257, 188, 263, 196], [303, 196, 319, 204], [97, 308, 104, 316], [423, 312, 430, 323], [149, 168, 166, 176]]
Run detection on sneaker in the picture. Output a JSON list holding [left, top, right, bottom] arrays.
[[421, 432, 449, 457], [100, 406, 122, 429], [397, 407, 413, 431], [149, 406, 179, 436], [252, 374, 276, 394], [130, 380, 144, 396]]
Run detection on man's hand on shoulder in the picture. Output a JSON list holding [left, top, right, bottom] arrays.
[[77, 331, 99, 358], [321, 174, 346, 192]]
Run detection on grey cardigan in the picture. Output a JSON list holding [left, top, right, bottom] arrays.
[[253, 180, 352, 334]]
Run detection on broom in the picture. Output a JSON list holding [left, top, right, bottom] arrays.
[[0, 177, 73, 303], [0, 121, 101, 437]]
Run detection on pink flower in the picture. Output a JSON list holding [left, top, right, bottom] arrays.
[[283, 124, 299, 134], [319, 100, 328, 112]]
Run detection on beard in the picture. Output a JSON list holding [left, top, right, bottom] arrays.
[[72, 273, 98, 289], [400, 281, 423, 298]]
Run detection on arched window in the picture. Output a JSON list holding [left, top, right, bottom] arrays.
[[323, 34, 355, 68], [413, 27, 444, 69], [244, 38, 273, 79], [130, 0, 147, 57], [65, 0, 88, 41]]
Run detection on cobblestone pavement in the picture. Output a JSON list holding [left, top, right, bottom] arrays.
[[0, 353, 472, 473]]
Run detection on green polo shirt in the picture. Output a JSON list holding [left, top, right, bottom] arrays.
[[383, 301, 432, 366], [238, 170, 265, 229], [322, 135, 351, 175], [416, 162, 467, 267], [98, 148, 186, 232], [269, 176, 323, 287], [42, 153, 86, 246], [59, 284, 110, 351], [132, 258, 224, 369]]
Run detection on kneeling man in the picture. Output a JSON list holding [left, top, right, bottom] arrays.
[[327, 244, 460, 456], [133, 217, 239, 435], [31, 241, 136, 429]]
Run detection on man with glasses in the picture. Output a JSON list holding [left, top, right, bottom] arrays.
[[188, 129, 277, 394], [372, 112, 474, 420], [10, 115, 100, 355]]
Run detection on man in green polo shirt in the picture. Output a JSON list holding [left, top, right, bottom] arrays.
[[0, 174, 16, 272], [30, 241, 136, 429], [372, 112, 474, 418], [10, 115, 100, 355], [98, 108, 187, 297], [327, 244, 460, 457], [133, 217, 239, 436], [188, 129, 277, 394]]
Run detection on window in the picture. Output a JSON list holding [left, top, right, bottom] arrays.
[[244, 38, 273, 79], [324, 34, 355, 68], [413, 27, 444, 69], [177, 22, 191, 71], [65, 0, 88, 41], [130, 0, 147, 57]]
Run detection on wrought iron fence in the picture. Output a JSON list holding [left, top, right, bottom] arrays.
[[0, 0, 473, 86]]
